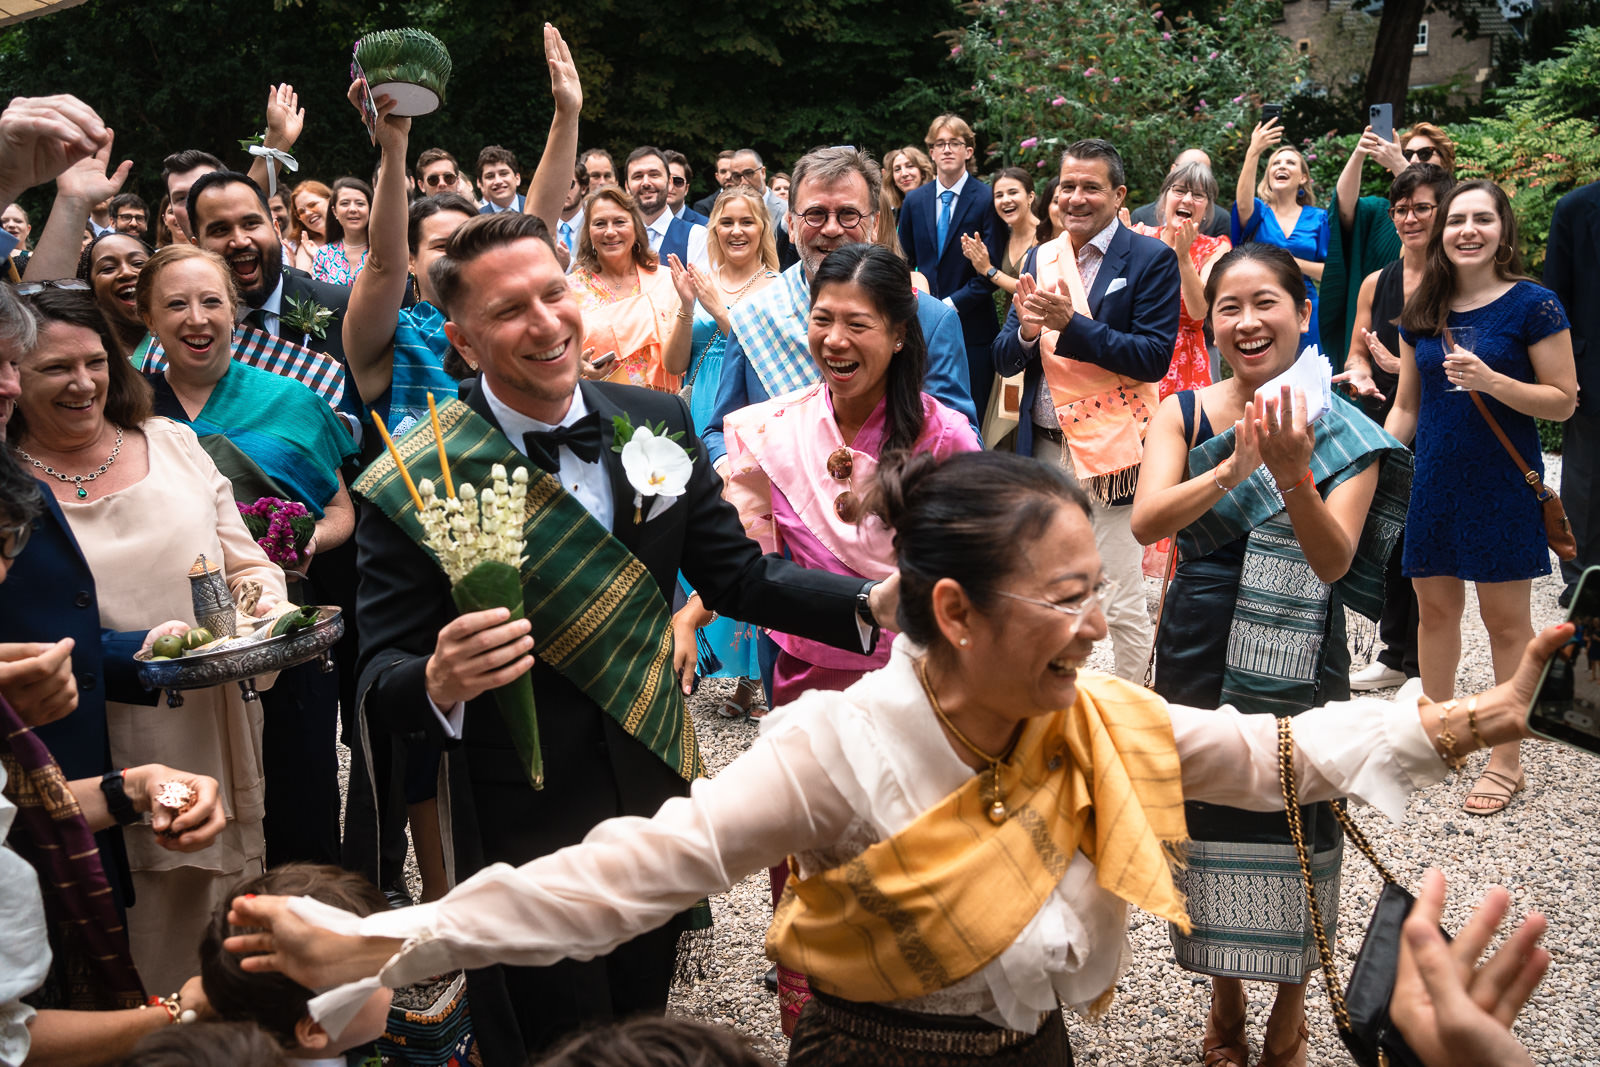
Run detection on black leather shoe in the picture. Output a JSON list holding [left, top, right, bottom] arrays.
[[1559, 585, 1575, 609], [762, 966, 779, 994]]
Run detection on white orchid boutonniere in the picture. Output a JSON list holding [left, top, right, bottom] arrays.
[[612, 415, 694, 524], [281, 293, 335, 341]]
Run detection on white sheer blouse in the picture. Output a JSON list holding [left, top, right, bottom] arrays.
[[300, 643, 1446, 1034]]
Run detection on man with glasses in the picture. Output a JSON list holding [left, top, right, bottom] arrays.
[[663, 150, 707, 225], [624, 145, 709, 270], [729, 148, 787, 230], [108, 192, 148, 239], [897, 114, 1005, 417], [702, 145, 979, 472]]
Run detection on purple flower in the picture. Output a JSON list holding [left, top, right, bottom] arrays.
[[1020, 136, 1039, 150], [1162, 31, 1171, 40], [1208, 50, 1219, 59], [1233, 94, 1245, 104], [1051, 96, 1066, 106], [1153, 8, 1163, 16], [1112, 76, 1122, 83], [1084, 67, 1098, 76], [1225, 121, 1236, 129], [950, 44, 963, 56], [1037, 160, 1048, 168], [1198, 98, 1208, 108]]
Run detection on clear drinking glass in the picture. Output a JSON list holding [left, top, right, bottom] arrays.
[[1445, 326, 1476, 393]]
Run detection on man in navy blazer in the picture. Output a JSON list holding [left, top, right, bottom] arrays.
[[1549, 180, 1600, 605], [992, 139, 1180, 681], [897, 115, 1005, 418]]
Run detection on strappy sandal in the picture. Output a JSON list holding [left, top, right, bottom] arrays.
[[716, 679, 759, 721], [1462, 767, 1525, 816], [1201, 1006, 1249, 1067], [1255, 1019, 1308, 1067]]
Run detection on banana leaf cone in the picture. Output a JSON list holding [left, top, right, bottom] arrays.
[[450, 559, 542, 789]]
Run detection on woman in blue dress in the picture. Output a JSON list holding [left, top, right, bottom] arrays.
[[1234, 119, 1330, 347], [666, 186, 779, 717], [1385, 179, 1576, 815]]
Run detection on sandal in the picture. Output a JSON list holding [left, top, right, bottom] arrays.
[[1201, 1005, 1249, 1067], [1255, 1020, 1308, 1067], [1462, 768, 1525, 815], [717, 680, 759, 721]]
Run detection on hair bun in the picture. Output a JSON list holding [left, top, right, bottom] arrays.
[[866, 449, 940, 531]]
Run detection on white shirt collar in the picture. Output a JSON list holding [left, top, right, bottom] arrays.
[[935, 170, 970, 199], [240, 274, 286, 322], [481, 375, 590, 439], [644, 210, 672, 239]]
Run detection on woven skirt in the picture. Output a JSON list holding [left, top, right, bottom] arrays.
[[788, 991, 1073, 1066]]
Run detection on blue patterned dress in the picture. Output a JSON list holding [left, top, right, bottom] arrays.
[[1400, 281, 1571, 582]]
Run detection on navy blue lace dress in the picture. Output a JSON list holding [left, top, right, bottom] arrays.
[[1399, 281, 1571, 582]]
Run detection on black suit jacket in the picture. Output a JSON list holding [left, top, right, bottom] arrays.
[[1546, 181, 1599, 413], [275, 268, 351, 363], [353, 378, 867, 871]]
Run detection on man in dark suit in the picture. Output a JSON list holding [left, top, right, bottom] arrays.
[[1549, 180, 1600, 607], [354, 212, 892, 1060], [664, 150, 708, 226], [188, 170, 361, 870], [992, 139, 1179, 682], [897, 115, 1005, 419], [691, 150, 735, 218], [1128, 147, 1232, 239]]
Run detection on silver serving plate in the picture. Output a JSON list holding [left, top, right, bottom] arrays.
[[135, 607, 344, 707]]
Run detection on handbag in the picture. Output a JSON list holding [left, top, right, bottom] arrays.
[[1276, 716, 1438, 1067], [1445, 327, 1577, 561]]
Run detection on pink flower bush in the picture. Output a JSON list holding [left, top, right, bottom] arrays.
[[1051, 96, 1066, 106], [1020, 136, 1039, 149]]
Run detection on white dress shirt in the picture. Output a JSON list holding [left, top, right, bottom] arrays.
[[240, 274, 286, 336], [431, 380, 613, 735], [642, 209, 709, 271]]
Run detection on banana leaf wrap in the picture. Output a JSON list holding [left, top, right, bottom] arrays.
[[354, 28, 452, 100], [450, 558, 542, 790]]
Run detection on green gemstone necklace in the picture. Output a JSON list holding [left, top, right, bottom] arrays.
[[15, 427, 123, 499]]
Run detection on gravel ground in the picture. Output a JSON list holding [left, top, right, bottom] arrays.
[[343, 452, 1596, 1064]]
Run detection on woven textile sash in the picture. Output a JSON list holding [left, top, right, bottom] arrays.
[[766, 672, 1188, 1004], [352, 397, 702, 782], [387, 301, 460, 437], [1033, 236, 1160, 505], [729, 262, 818, 400], [137, 323, 348, 414], [1, 697, 144, 1008], [1176, 393, 1412, 714]]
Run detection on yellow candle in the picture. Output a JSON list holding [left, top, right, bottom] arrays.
[[372, 411, 425, 512], [427, 392, 455, 499]]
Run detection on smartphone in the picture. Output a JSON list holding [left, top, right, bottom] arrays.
[[1368, 103, 1395, 143], [589, 350, 618, 370], [350, 52, 379, 145], [1527, 565, 1600, 755], [1260, 103, 1284, 128]]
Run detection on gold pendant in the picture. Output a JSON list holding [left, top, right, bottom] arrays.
[[987, 800, 1008, 825]]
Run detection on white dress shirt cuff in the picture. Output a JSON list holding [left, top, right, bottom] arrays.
[[429, 694, 466, 739]]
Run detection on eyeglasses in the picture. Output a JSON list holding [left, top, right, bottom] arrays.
[[424, 172, 459, 187], [931, 140, 967, 152], [669, 176, 687, 187], [1402, 146, 1438, 163], [796, 207, 869, 230], [732, 168, 762, 180], [115, 213, 146, 224], [15, 279, 91, 296], [1388, 202, 1438, 221], [827, 447, 861, 522], [0, 519, 31, 561], [993, 578, 1118, 633]]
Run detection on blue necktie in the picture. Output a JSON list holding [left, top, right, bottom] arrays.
[[559, 221, 573, 250], [936, 189, 955, 253]]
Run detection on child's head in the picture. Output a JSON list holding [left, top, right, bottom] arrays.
[[200, 863, 392, 1055], [124, 1022, 286, 1067], [536, 1016, 772, 1067]]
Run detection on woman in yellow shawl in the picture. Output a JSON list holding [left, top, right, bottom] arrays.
[[566, 185, 689, 393], [221, 451, 1559, 1066]]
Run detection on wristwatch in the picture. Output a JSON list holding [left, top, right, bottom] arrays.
[[985, 266, 999, 280], [856, 581, 881, 630], [100, 770, 141, 827]]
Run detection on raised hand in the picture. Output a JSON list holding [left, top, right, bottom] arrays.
[[0, 95, 109, 204], [1222, 399, 1265, 488], [1173, 216, 1198, 258], [960, 232, 992, 274], [1256, 385, 1315, 488], [54, 128, 131, 206], [1247, 119, 1283, 158], [545, 23, 582, 117], [264, 83, 305, 151], [1362, 327, 1402, 375], [347, 81, 410, 153], [1018, 276, 1076, 336], [667, 253, 695, 311]]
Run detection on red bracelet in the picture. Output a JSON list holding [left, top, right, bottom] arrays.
[[1277, 469, 1313, 495]]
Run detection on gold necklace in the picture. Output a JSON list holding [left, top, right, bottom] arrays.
[[915, 657, 1015, 825]]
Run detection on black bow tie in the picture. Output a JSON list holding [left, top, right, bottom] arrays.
[[523, 412, 603, 474]]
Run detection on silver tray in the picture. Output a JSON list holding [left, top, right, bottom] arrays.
[[136, 607, 344, 707]]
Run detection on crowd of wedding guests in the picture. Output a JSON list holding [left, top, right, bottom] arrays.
[[0, 19, 1589, 1067]]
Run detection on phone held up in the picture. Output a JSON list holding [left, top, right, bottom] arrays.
[[1527, 565, 1600, 756], [1260, 103, 1284, 129], [1368, 102, 1395, 144]]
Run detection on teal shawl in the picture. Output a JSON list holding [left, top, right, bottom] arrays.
[[178, 361, 356, 516], [1319, 193, 1402, 367], [1177, 393, 1412, 714]]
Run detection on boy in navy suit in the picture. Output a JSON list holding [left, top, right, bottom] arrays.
[[896, 114, 1005, 416]]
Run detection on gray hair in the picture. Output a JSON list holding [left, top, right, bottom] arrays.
[[732, 147, 765, 169], [1156, 160, 1220, 229], [1059, 138, 1125, 191], [789, 146, 882, 213], [0, 283, 38, 357]]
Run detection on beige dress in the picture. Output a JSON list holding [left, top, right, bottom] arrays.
[[57, 417, 287, 992]]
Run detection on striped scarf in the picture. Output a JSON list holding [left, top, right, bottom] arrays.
[[1177, 393, 1412, 714], [385, 301, 459, 436], [352, 397, 703, 783], [137, 323, 348, 413], [727, 262, 816, 400]]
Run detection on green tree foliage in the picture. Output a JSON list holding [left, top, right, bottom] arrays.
[[0, 0, 965, 216], [956, 0, 1306, 202]]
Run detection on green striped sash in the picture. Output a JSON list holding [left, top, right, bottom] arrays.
[[352, 397, 703, 783]]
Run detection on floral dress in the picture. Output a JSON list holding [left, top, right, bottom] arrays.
[[1132, 225, 1230, 398]]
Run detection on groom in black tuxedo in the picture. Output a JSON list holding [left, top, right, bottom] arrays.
[[352, 212, 891, 1060]]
